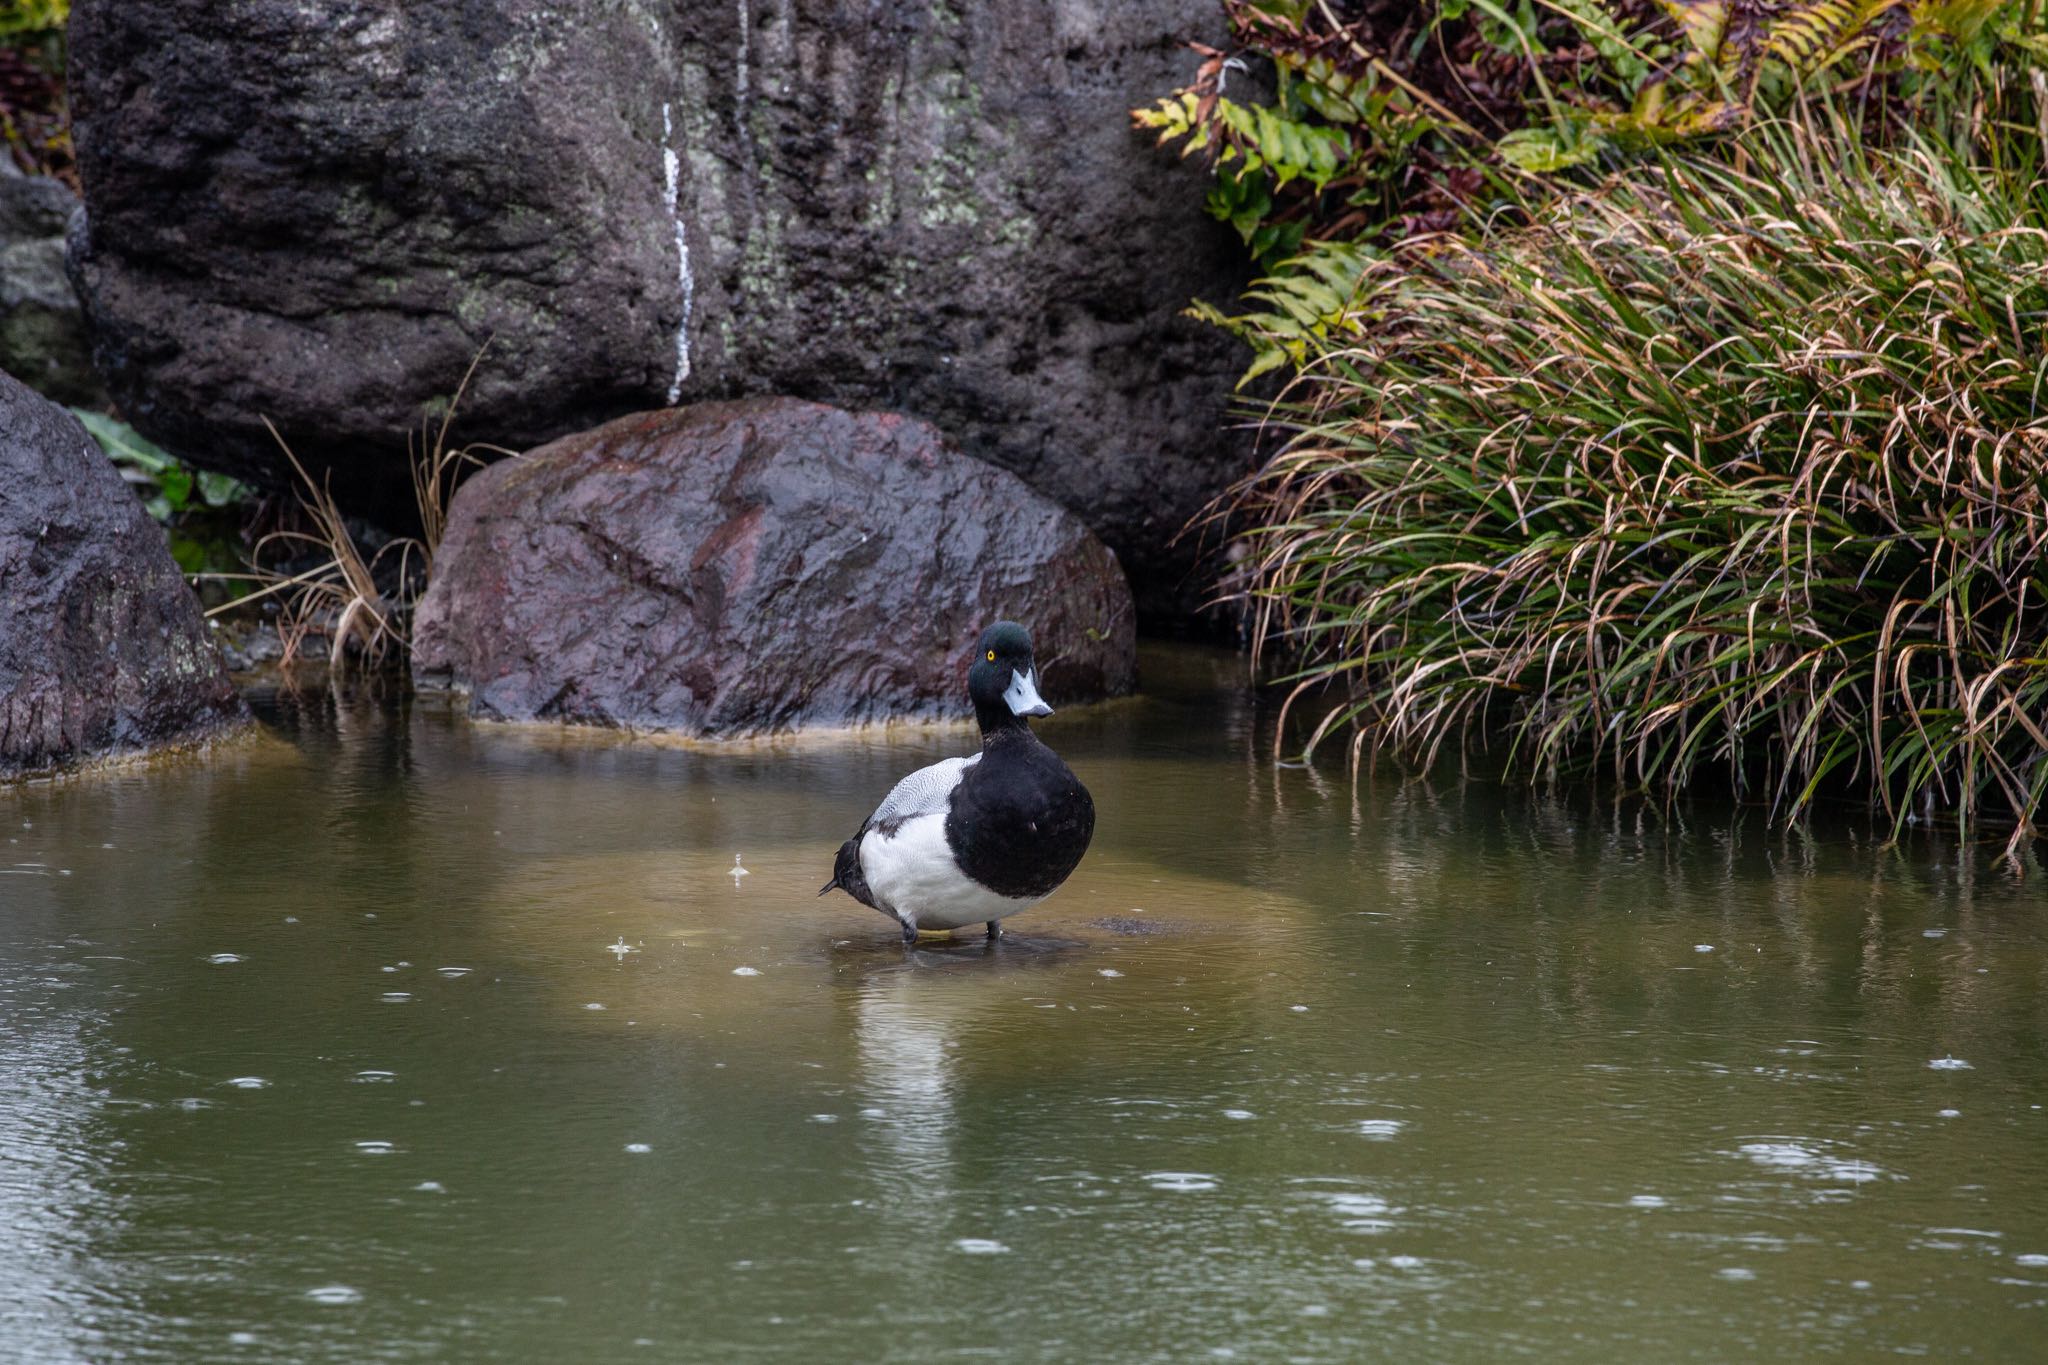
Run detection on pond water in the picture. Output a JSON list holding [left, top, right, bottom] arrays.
[[2, 644, 2045, 1362]]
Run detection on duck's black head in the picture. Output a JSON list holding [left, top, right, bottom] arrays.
[[967, 620, 1051, 735]]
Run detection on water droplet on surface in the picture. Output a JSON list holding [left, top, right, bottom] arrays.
[[205, 953, 245, 965], [1290, 1005, 1309, 1013], [353, 1141, 395, 1156], [1629, 1194, 1667, 1209], [1098, 968, 1123, 978], [1222, 1109, 1256, 1121], [1739, 1142, 1815, 1170], [352, 1070, 394, 1084], [858, 1107, 886, 1119], [1385, 1255, 1424, 1270], [624, 1143, 652, 1154], [1923, 928, 1947, 939], [1939, 1108, 1961, 1119], [1318, 1192, 1396, 1231], [380, 992, 412, 1003], [732, 967, 760, 977], [1146, 1172, 1218, 1192], [953, 1238, 1009, 1255], [436, 967, 471, 978], [1929, 1056, 1973, 1071], [1694, 944, 1714, 953], [1357, 1119, 1404, 1140], [1735, 1141, 1881, 1183], [224, 1077, 268, 1090], [414, 1181, 445, 1194], [305, 1285, 361, 1306], [584, 1002, 606, 1011], [810, 1114, 839, 1124], [1718, 1267, 1756, 1282]]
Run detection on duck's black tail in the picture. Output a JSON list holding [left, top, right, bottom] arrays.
[[819, 835, 876, 908]]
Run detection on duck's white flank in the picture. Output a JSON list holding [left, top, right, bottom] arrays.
[[860, 813, 1041, 932], [855, 753, 1038, 933]]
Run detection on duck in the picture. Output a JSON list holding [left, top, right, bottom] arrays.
[[820, 621, 1095, 942]]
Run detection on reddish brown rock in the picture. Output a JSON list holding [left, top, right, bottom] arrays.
[[0, 369, 246, 777], [411, 399, 1136, 735]]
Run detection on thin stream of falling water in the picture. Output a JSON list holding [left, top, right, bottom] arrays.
[[660, 102, 694, 404]]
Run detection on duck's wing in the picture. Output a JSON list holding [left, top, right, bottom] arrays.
[[863, 754, 980, 835], [820, 754, 980, 903]]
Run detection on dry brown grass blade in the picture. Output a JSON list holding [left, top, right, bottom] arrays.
[[410, 341, 499, 563], [247, 417, 406, 671]]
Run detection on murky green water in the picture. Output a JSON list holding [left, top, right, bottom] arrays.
[[3, 645, 2045, 1362]]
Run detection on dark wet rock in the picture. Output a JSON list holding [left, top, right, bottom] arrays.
[[412, 398, 1135, 734], [211, 614, 287, 675], [0, 169, 104, 407], [0, 370, 247, 777], [65, 0, 1245, 620]]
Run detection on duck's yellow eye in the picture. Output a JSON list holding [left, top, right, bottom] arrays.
[[986, 650, 996, 662]]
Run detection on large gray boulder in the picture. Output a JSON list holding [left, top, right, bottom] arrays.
[[411, 398, 1136, 734], [0, 168, 103, 407], [0, 370, 246, 777], [65, 0, 1245, 621]]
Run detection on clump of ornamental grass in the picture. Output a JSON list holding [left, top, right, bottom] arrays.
[[1226, 109, 2048, 861], [213, 348, 497, 670]]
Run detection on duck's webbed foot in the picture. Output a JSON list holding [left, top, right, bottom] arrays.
[[986, 920, 1002, 942]]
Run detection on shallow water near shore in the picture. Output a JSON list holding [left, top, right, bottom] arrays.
[[3, 644, 2046, 1362]]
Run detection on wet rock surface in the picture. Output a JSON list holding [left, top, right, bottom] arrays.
[[412, 398, 1136, 734], [65, 0, 1245, 619], [0, 370, 246, 777], [0, 168, 103, 407]]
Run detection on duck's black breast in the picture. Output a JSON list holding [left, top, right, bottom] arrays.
[[944, 735, 1094, 900]]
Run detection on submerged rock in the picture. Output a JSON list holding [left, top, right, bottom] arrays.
[[412, 398, 1135, 734], [0, 169, 103, 408], [64, 0, 1245, 620], [0, 370, 246, 777]]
